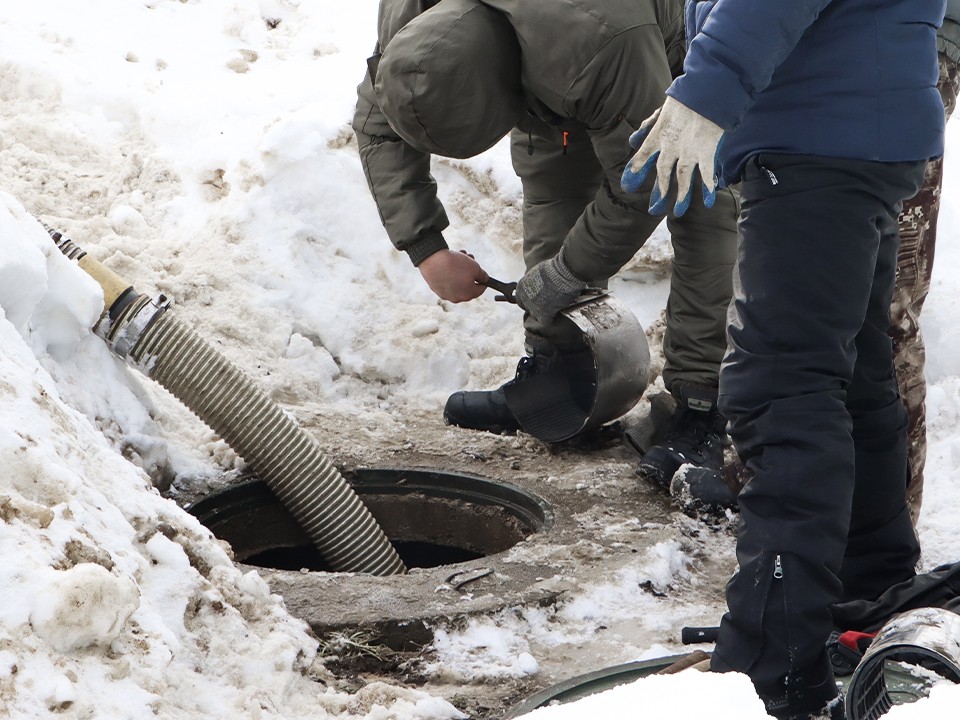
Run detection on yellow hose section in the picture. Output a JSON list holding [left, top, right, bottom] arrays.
[[76, 255, 133, 310]]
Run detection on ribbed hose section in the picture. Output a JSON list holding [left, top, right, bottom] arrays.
[[52, 234, 86, 261], [130, 310, 407, 576]]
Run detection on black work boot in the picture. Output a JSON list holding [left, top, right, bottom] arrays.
[[443, 352, 555, 434], [637, 382, 728, 489], [670, 464, 739, 515], [443, 385, 520, 434], [759, 666, 845, 720], [766, 694, 845, 720]]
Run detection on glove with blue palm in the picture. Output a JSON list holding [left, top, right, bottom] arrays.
[[620, 96, 724, 217]]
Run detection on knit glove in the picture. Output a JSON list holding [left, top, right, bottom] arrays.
[[515, 248, 587, 322], [620, 96, 724, 217]]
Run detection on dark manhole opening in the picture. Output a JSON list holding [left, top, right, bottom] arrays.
[[188, 467, 554, 571]]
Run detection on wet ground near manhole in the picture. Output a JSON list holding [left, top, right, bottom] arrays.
[[185, 403, 739, 720]]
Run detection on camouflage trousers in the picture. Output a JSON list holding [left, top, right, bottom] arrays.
[[895, 52, 960, 524]]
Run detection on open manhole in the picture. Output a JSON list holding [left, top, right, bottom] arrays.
[[187, 467, 554, 572]]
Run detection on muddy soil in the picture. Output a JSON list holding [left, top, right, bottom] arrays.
[[258, 402, 740, 720]]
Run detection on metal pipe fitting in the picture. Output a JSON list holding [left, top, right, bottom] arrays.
[[846, 607, 960, 720]]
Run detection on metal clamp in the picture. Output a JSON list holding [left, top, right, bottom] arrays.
[[484, 277, 518, 304]]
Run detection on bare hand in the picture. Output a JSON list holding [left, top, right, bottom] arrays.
[[418, 249, 490, 302]]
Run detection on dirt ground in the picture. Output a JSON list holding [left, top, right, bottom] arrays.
[[239, 400, 741, 720]]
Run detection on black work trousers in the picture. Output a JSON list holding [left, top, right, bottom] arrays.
[[711, 154, 926, 714]]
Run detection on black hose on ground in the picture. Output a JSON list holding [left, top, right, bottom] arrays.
[[681, 626, 720, 644]]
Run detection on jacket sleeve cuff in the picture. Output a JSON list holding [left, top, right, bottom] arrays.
[[666, 56, 753, 131], [559, 242, 594, 283], [405, 233, 449, 267]]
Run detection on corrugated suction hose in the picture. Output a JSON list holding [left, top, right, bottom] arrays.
[[51, 229, 407, 576]]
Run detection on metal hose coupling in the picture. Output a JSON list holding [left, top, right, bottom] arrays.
[[50, 228, 407, 576], [846, 607, 960, 720]]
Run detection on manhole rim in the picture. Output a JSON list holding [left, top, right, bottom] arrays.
[[187, 465, 557, 572], [343, 465, 556, 534]]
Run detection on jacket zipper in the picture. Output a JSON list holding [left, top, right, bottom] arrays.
[[773, 554, 798, 679]]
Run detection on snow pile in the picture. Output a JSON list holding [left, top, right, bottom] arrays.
[[0, 201, 464, 719], [0, 0, 958, 719], [515, 669, 766, 719]]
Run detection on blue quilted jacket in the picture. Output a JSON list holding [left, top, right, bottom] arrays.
[[669, 0, 946, 184]]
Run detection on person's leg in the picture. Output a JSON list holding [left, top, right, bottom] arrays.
[[511, 120, 604, 352], [712, 154, 925, 719], [841, 191, 923, 602], [443, 120, 603, 434], [633, 185, 738, 488], [661, 186, 739, 389], [892, 52, 960, 523]]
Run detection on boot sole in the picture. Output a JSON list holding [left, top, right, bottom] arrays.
[[442, 413, 521, 436]]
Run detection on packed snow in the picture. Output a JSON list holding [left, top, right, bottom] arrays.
[[0, 1, 958, 718]]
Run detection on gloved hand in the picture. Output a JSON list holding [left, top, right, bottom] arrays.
[[515, 248, 586, 322], [620, 96, 724, 217]]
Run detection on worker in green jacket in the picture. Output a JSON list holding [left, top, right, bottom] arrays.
[[353, 0, 738, 491]]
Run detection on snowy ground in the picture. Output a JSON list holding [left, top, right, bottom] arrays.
[[0, 1, 959, 719]]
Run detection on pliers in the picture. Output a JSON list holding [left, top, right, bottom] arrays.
[[483, 277, 518, 304]]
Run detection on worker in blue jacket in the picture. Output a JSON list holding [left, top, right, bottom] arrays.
[[621, 1, 946, 718]]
